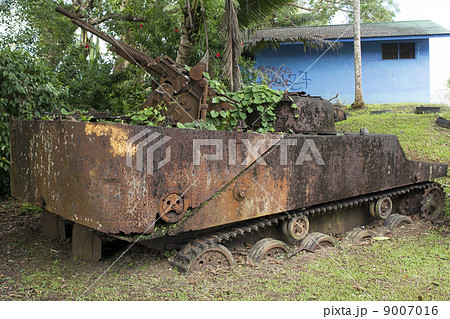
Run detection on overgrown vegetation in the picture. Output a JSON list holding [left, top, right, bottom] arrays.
[[206, 77, 286, 132], [0, 49, 67, 118], [0, 49, 68, 195]]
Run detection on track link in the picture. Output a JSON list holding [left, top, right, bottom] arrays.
[[171, 182, 436, 272]]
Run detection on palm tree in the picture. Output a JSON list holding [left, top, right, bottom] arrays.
[[175, 0, 295, 91]]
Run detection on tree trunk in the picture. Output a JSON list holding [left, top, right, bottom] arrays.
[[222, 0, 242, 92], [351, 0, 365, 109], [176, 28, 194, 66], [176, 2, 196, 66]]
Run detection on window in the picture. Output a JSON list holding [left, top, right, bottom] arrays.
[[382, 43, 398, 59], [382, 42, 415, 60], [399, 43, 415, 59]]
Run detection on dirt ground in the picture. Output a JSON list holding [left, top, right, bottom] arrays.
[[0, 196, 449, 301]]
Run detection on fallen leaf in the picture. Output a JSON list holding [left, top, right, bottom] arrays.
[[352, 284, 365, 291], [373, 237, 390, 241], [160, 288, 173, 292]]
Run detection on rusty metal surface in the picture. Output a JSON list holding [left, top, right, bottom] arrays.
[[10, 119, 447, 237], [10, 119, 278, 234], [272, 93, 336, 133], [172, 133, 447, 233]]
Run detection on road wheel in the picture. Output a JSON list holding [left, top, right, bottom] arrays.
[[185, 243, 235, 272], [369, 197, 393, 219], [282, 214, 309, 242], [301, 232, 335, 251], [248, 238, 289, 263], [346, 227, 377, 244], [383, 214, 412, 230]]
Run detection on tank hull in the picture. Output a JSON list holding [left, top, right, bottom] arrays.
[[10, 119, 447, 237]]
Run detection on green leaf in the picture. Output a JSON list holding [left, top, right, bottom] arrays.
[[254, 97, 264, 104], [210, 110, 219, 118], [219, 110, 227, 117], [61, 108, 71, 116]]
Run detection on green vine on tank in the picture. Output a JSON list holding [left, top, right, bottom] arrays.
[[36, 74, 292, 132], [205, 73, 287, 133], [128, 106, 167, 126]]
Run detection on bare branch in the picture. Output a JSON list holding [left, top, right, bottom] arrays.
[[291, 4, 315, 12], [89, 13, 148, 26]]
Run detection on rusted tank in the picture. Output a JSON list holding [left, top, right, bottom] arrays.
[[10, 116, 447, 271], [8, 6, 448, 272]]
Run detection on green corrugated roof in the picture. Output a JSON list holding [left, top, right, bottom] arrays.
[[249, 20, 450, 44]]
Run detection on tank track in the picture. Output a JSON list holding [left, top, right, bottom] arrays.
[[171, 181, 437, 272]]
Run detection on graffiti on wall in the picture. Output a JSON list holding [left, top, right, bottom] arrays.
[[257, 65, 311, 91]]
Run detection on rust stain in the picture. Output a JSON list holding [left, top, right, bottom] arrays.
[[84, 123, 131, 157]]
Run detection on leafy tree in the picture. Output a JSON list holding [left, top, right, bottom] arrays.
[[0, 48, 68, 195], [0, 0, 157, 114], [0, 0, 78, 66], [0, 48, 67, 117], [292, 0, 399, 24]]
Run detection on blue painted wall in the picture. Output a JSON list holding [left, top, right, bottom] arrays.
[[254, 38, 430, 104]]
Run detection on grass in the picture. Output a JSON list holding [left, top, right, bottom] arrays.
[[336, 103, 450, 218], [3, 221, 448, 301], [336, 103, 450, 164], [0, 102, 449, 300]]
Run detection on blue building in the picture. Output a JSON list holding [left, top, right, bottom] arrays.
[[250, 21, 450, 104]]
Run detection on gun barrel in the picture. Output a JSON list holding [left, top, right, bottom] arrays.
[[56, 5, 157, 71]]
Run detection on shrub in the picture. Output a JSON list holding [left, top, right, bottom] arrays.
[[0, 48, 67, 195]]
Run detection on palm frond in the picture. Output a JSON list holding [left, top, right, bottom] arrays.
[[236, 0, 296, 28], [244, 27, 343, 56]]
